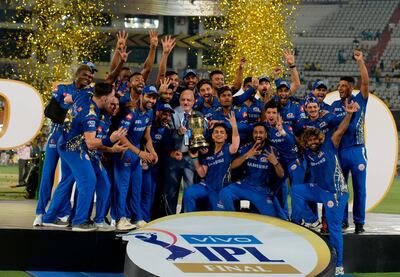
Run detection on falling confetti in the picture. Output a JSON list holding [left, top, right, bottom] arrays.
[[204, 0, 299, 83]]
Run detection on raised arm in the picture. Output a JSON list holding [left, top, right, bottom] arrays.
[[227, 111, 240, 154], [106, 46, 131, 84], [232, 57, 246, 91], [331, 100, 360, 148], [354, 49, 369, 99], [156, 35, 176, 87], [110, 31, 128, 76], [141, 29, 158, 83], [284, 49, 300, 95]]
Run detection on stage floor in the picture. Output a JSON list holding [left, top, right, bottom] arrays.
[[0, 200, 399, 234]]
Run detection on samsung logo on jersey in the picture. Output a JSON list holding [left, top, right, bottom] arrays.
[[270, 138, 284, 143], [247, 162, 269, 169], [134, 126, 146, 132]]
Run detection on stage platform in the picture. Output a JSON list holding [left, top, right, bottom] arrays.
[[0, 200, 399, 274]]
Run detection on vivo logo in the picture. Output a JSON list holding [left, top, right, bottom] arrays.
[[181, 235, 261, 245]]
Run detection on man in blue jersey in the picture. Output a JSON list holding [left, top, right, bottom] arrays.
[[299, 80, 332, 119], [33, 65, 93, 226], [116, 85, 159, 230], [219, 123, 286, 219], [195, 79, 221, 120], [183, 112, 239, 212], [331, 49, 369, 234], [263, 100, 305, 219], [291, 100, 359, 275], [42, 83, 126, 231], [142, 103, 174, 221]]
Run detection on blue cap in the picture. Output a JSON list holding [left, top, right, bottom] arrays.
[[142, 85, 159, 96], [277, 80, 291, 90], [305, 95, 319, 107], [157, 103, 175, 113], [182, 69, 197, 79], [81, 61, 97, 73], [258, 76, 270, 83], [312, 80, 327, 90]]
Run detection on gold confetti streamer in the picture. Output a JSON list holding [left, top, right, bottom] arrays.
[[204, 0, 299, 83], [5, 0, 115, 102]]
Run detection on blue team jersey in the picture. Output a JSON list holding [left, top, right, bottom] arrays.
[[305, 140, 348, 194], [274, 96, 302, 127], [120, 107, 153, 147], [295, 112, 342, 140], [240, 99, 264, 124], [63, 96, 99, 143], [265, 123, 298, 164], [197, 97, 221, 121], [203, 144, 234, 192], [90, 114, 111, 160], [53, 83, 92, 110], [238, 143, 276, 193], [331, 93, 368, 148], [151, 125, 173, 155], [210, 106, 251, 143], [115, 80, 132, 106]]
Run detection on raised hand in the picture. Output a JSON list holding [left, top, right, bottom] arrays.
[[149, 29, 159, 48], [246, 142, 262, 158], [116, 30, 128, 50], [161, 35, 176, 55], [226, 111, 237, 127], [283, 49, 295, 66], [272, 67, 282, 78], [353, 49, 364, 62], [251, 77, 259, 89], [110, 128, 127, 143], [276, 115, 283, 132], [265, 147, 279, 165], [159, 77, 171, 93], [345, 98, 360, 114], [116, 46, 132, 63]]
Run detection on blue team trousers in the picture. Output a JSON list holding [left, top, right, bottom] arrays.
[[91, 159, 111, 223], [141, 164, 158, 222], [339, 145, 367, 225], [183, 183, 220, 212], [50, 148, 96, 225], [291, 183, 349, 266], [218, 183, 281, 218], [36, 125, 71, 217], [42, 159, 75, 223], [114, 150, 142, 221]]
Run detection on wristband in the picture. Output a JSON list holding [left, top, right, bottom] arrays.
[[289, 64, 296, 68], [102, 137, 114, 147], [192, 157, 198, 161]]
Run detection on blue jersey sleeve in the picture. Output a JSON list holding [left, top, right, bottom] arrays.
[[233, 87, 256, 105]]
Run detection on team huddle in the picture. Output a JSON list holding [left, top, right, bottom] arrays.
[[32, 31, 369, 275]]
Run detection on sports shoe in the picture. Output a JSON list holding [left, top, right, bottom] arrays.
[[33, 214, 43, 226], [135, 220, 148, 229], [72, 221, 97, 232], [110, 218, 116, 227], [95, 221, 116, 232], [42, 219, 69, 228], [117, 217, 136, 231], [335, 266, 344, 275], [304, 220, 322, 231], [342, 221, 349, 230], [355, 223, 365, 234]]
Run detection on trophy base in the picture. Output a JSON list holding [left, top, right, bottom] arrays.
[[190, 141, 209, 152]]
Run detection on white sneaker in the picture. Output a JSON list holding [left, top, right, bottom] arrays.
[[117, 217, 136, 231], [58, 215, 69, 223], [304, 220, 322, 231], [72, 221, 97, 232], [110, 219, 116, 227], [135, 220, 148, 229], [33, 214, 43, 226], [95, 221, 116, 232], [335, 266, 344, 275]]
